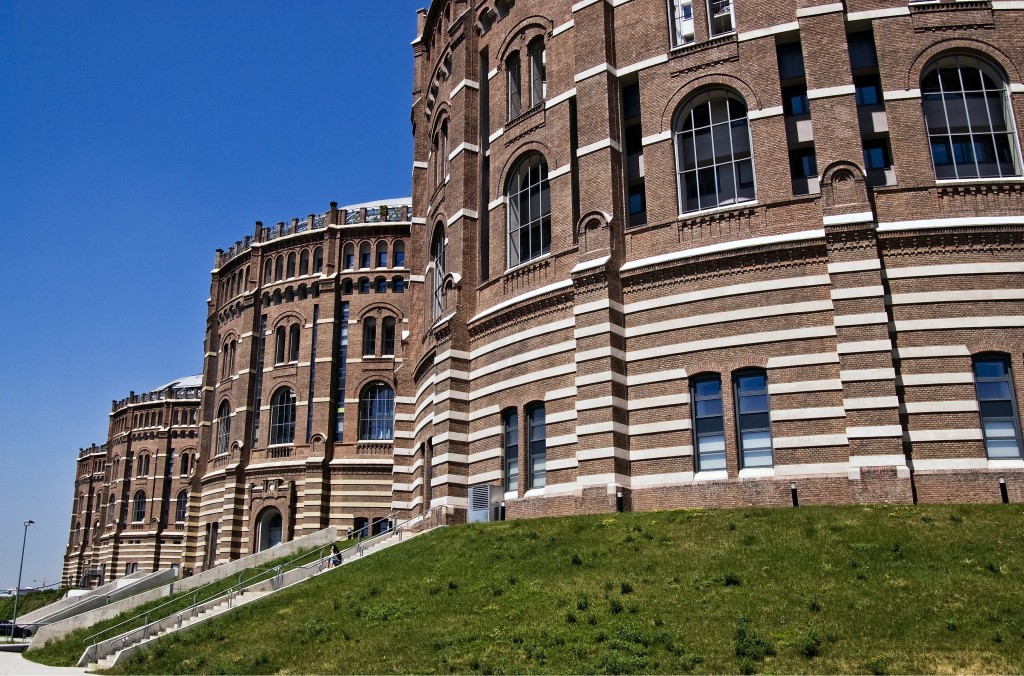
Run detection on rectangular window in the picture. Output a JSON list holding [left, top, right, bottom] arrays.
[[735, 371, 773, 468], [334, 303, 349, 440], [854, 74, 882, 107], [708, 0, 734, 36], [974, 356, 1023, 458], [503, 410, 519, 494], [863, 139, 892, 170], [529, 40, 546, 107], [782, 85, 809, 116], [526, 403, 546, 489], [251, 315, 267, 447], [789, 147, 818, 178], [507, 52, 521, 120], [692, 375, 726, 471], [668, 0, 694, 48], [847, 31, 879, 71], [776, 42, 805, 81]]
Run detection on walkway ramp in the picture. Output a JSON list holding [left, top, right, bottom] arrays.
[[18, 570, 174, 631]]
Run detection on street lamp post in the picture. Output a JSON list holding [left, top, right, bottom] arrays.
[[9, 520, 34, 643]]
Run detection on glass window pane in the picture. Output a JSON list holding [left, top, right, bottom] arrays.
[[977, 380, 1011, 400], [697, 415, 724, 435]]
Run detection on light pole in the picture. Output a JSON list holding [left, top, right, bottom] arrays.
[[9, 520, 34, 643]]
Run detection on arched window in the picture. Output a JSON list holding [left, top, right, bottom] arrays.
[[734, 370, 773, 468], [375, 276, 388, 293], [359, 382, 395, 440], [180, 453, 191, 476], [216, 401, 231, 456], [674, 90, 755, 213], [503, 408, 519, 494], [342, 278, 353, 295], [507, 51, 521, 119], [359, 277, 371, 294], [229, 340, 237, 376], [363, 317, 377, 356], [274, 256, 284, 281], [359, 242, 372, 268], [175, 490, 188, 522], [73, 522, 81, 546], [286, 252, 296, 278], [507, 153, 551, 268], [343, 243, 355, 269], [312, 246, 324, 274], [973, 354, 1022, 458], [381, 317, 396, 356], [132, 491, 146, 523], [289, 323, 300, 362], [526, 403, 546, 489], [441, 119, 450, 182], [921, 55, 1021, 180], [166, 450, 175, 476], [692, 374, 726, 471], [376, 241, 388, 268], [299, 250, 310, 276], [431, 224, 446, 318], [275, 326, 286, 364], [394, 241, 406, 267], [392, 276, 406, 293], [528, 38, 546, 107], [107, 495, 116, 525], [137, 454, 150, 477], [270, 388, 296, 445]]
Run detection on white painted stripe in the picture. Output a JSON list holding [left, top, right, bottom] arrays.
[[769, 378, 843, 394], [823, 211, 873, 226], [576, 346, 625, 363], [625, 274, 830, 315], [895, 316, 1024, 331], [641, 130, 672, 146], [576, 396, 625, 411], [546, 88, 577, 108], [905, 428, 983, 442], [618, 53, 669, 77], [627, 300, 832, 338], [883, 88, 920, 101], [575, 322, 625, 339], [898, 372, 974, 386], [622, 229, 824, 272], [776, 462, 851, 476], [797, 2, 844, 16], [630, 471, 696, 487], [878, 215, 1024, 232], [737, 21, 799, 41], [488, 127, 505, 144], [628, 394, 686, 410], [577, 138, 622, 157], [807, 84, 856, 99], [577, 446, 628, 460], [628, 325, 837, 362], [575, 298, 624, 315], [910, 458, 987, 471], [547, 457, 579, 471], [447, 208, 478, 224], [894, 345, 970, 359], [841, 367, 896, 382], [470, 280, 574, 323], [572, 0, 605, 11], [471, 363, 577, 400], [846, 6, 909, 20], [902, 400, 978, 414], [547, 386, 578, 401], [548, 164, 572, 180], [472, 340, 575, 380], [630, 419, 691, 435], [828, 259, 880, 274], [834, 312, 888, 327], [574, 62, 614, 82], [552, 19, 575, 35], [449, 79, 480, 98], [629, 445, 694, 461], [773, 433, 848, 448], [891, 289, 1024, 305], [471, 318, 574, 360], [993, 1, 1024, 9], [572, 255, 611, 274], [849, 454, 907, 467], [831, 285, 884, 300], [487, 68, 498, 80], [886, 262, 1024, 279], [838, 339, 892, 354], [627, 368, 688, 386], [766, 352, 839, 368], [547, 409, 578, 424], [847, 425, 903, 438], [771, 406, 846, 421]]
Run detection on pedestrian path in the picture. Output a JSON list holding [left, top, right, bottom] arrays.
[[0, 649, 86, 676]]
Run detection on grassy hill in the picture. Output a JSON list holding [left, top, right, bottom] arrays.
[[31, 504, 1024, 674], [0, 589, 63, 623]]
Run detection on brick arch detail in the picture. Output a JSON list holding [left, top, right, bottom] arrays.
[[906, 38, 1022, 90], [659, 74, 763, 132]]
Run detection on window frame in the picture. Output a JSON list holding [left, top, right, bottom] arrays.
[[215, 401, 231, 456], [506, 153, 551, 268], [503, 408, 519, 494], [131, 491, 147, 523], [667, 0, 695, 48], [973, 354, 1023, 459], [358, 382, 395, 441], [691, 374, 727, 472], [269, 387, 297, 446], [733, 369, 773, 469], [526, 402, 546, 489]]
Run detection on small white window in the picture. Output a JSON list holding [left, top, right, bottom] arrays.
[[668, 0, 694, 47]]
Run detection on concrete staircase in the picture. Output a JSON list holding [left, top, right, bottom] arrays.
[[80, 507, 450, 670]]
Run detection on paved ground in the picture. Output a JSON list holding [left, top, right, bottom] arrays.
[[0, 649, 87, 675]]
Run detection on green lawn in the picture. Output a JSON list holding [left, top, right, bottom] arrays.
[[39, 504, 1024, 674], [0, 589, 64, 623]]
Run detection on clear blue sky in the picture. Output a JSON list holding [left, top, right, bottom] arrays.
[[0, 0, 426, 590]]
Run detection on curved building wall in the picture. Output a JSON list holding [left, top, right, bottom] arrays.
[[404, 0, 1024, 520]]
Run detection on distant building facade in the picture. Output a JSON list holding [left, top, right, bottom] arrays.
[[67, 0, 1024, 585]]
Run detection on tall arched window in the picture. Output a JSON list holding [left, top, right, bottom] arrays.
[[359, 242, 372, 268], [132, 491, 146, 523], [921, 54, 1021, 180], [363, 317, 377, 356], [526, 403, 546, 489], [734, 370, 773, 468], [286, 252, 296, 278], [973, 354, 1022, 458], [275, 326, 286, 364], [375, 276, 388, 293], [107, 495, 116, 525], [431, 224, 446, 319], [359, 382, 395, 440], [674, 90, 755, 213], [342, 278, 354, 295], [289, 323, 300, 362], [503, 408, 519, 494], [274, 256, 284, 281], [299, 249, 310, 276], [216, 401, 231, 456], [381, 317, 396, 356], [692, 374, 726, 471], [441, 119, 450, 182], [392, 276, 406, 293], [528, 38, 546, 107], [507, 51, 521, 119], [313, 246, 324, 274], [270, 388, 296, 445], [507, 153, 551, 268], [376, 241, 388, 268], [263, 260, 273, 285], [344, 243, 355, 269], [176, 490, 189, 523], [394, 241, 406, 267]]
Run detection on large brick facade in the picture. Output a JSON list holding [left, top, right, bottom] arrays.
[[66, 0, 1024, 585]]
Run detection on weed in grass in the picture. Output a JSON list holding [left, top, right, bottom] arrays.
[[604, 581, 614, 592], [728, 521, 737, 531], [508, 575, 518, 586], [447, 580, 458, 590], [620, 581, 634, 595], [734, 617, 775, 662], [799, 629, 824, 658], [588, 615, 599, 626], [566, 611, 578, 624], [951, 512, 965, 523], [428, 584, 442, 595], [946, 620, 958, 631], [609, 598, 624, 614], [741, 534, 757, 546], [849, 558, 861, 569], [724, 572, 742, 587], [571, 553, 583, 566], [808, 598, 821, 612], [596, 631, 608, 643], [576, 593, 589, 611], [491, 586, 503, 597], [865, 655, 890, 675], [987, 561, 1002, 574], [856, 571, 868, 581], [994, 631, 1004, 643], [737, 657, 758, 675]]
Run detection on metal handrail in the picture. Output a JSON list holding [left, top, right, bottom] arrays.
[[82, 544, 329, 662]]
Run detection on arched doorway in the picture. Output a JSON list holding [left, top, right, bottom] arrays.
[[257, 507, 283, 552]]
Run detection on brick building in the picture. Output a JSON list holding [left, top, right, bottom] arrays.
[[66, 0, 1024, 584]]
